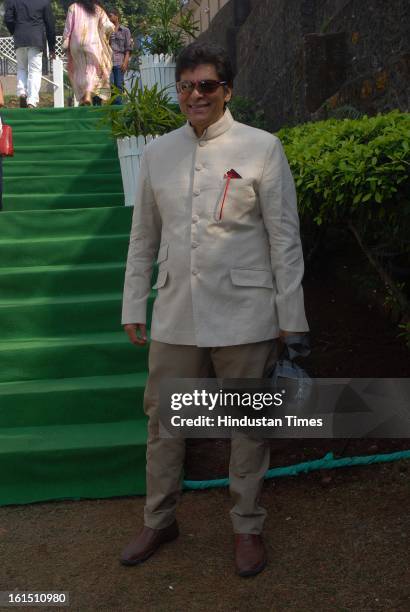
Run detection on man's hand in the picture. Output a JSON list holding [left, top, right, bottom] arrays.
[[120, 61, 129, 73], [124, 323, 147, 345]]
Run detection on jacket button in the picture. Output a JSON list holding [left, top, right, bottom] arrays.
[[192, 269, 198, 276], [191, 242, 199, 249], [195, 164, 202, 171], [192, 215, 199, 223], [193, 189, 200, 196], [199, 141, 206, 147]]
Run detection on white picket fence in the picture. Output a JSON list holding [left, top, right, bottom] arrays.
[[120, 55, 178, 206], [117, 135, 155, 206], [139, 54, 177, 103]]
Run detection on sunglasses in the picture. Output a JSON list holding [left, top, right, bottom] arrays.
[[176, 79, 228, 95]]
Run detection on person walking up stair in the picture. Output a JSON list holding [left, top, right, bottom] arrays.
[[4, 0, 56, 109]]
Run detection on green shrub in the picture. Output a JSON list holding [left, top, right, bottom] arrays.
[[277, 111, 410, 252]]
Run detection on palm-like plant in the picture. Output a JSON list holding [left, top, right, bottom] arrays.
[[140, 0, 198, 56], [102, 80, 185, 141]]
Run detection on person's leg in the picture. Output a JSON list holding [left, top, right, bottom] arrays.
[[112, 66, 123, 105], [15, 47, 28, 105], [143, 341, 211, 528], [120, 341, 211, 565], [211, 340, 278, 576], [211, 340, 278, 535], [26, 48, 43, 107]]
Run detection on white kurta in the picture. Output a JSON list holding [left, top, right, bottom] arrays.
[[122, 109, 309, 347]]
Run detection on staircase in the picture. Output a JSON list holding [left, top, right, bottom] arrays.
[[0, 108, 148, 505]]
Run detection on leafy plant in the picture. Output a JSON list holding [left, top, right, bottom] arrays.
[[398, 322, 410, 348], [277, 111, 410, 317], [327, 104, 364, 120], [139, 0, 198, 57], [277, 111, 410, 237], [101, 80, 185, 140], [50, 1, 149, 36], [228, 96, 269, 131]]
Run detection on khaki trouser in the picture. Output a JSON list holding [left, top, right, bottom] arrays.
[[143, 339, 278, 534]]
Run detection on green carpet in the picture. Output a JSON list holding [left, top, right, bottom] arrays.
[[0, 108, 149, 505]]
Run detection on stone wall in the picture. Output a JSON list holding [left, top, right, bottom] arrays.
[[198, 0, 410, 129], [184, 0, 231, 37], [313, 0, 410, 118]]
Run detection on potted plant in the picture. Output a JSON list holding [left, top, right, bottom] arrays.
[[103, 81, 184, 206], [138, 0, 198, 102]]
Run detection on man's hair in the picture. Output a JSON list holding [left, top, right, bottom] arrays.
[[175, 42, 234, 87], [107, 7, 120, 17]]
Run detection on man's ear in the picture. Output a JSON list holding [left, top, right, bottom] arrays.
[[224, 86, 233, 104]]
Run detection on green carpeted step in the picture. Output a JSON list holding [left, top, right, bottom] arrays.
[[4, 173, 123, 195], [0, 332, 147, 384], [0, 371, 147, 427], [0, 262, 125, 299], [0, 292, 121, 338], [1, 106, 109, 124], [0, 331, 146, 382], [0, 106, 149, 506], [0, 292, 155, 339], [2, 118, 112, 133], [0, 206, 132, 239], [6, 192, 125, 211], [0, 234, 129, 267], [5, 159, 121, 177], [9, 143, 118, 161], [0, 419, 147, 505], [12, 130, 113, 147]]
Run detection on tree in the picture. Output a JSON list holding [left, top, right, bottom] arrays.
[[0, 1, 10, 36], [51, 0, 68, 34], [0, 1, 149, 46], [51, 1, 149, 36]]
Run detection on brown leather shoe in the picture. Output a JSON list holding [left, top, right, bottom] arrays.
[[120, 521, 179, 566], [19, 96, 28, 108], [234, 534, 267, 577]]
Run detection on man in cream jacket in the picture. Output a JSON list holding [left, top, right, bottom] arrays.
[[120, 42, 309, 577]]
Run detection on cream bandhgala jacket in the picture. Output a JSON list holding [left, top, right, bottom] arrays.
[[122, 109, 309, 347]]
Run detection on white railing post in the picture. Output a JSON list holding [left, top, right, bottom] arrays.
[[52, 57, 64, 107]]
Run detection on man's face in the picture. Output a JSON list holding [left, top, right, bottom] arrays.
[[108, 13, 119, 26], [177, 64, 232, 135]]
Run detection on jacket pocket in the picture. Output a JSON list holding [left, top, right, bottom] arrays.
[[230, 268, 273, 289], [156, 243, 169, 264], [152, 269, 168, 290], [214, 179, 257, 221]]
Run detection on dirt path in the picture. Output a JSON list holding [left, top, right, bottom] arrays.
[[0, 461, 409, 611]]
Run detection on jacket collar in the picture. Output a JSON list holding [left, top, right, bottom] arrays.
[[184, 108, 235, 141]]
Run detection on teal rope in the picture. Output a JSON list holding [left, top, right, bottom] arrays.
[[183, 449, 410, 490]]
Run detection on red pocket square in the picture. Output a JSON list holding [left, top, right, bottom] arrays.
[[224, 168, 242, 179]]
